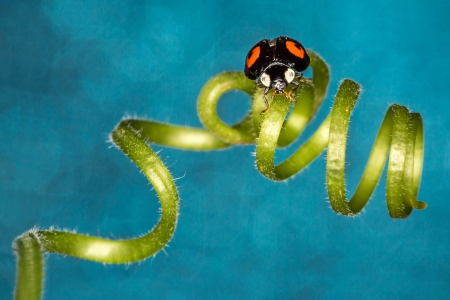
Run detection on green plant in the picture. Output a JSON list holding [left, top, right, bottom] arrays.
[[12, 51, 426, 299]]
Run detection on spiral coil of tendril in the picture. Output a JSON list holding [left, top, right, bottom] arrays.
[[13, 51, 426, 300]]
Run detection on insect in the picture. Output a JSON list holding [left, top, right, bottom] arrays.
[[244, 36, 310, 114]]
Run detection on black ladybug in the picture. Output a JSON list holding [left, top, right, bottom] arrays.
[[244, 36, 310, 114]]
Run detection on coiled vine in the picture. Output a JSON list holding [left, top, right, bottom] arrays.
[[12, 51, 426, 299]]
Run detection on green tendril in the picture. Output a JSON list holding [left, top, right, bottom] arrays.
[[13, 50, 426, 299], [13, 122, 179, 299]]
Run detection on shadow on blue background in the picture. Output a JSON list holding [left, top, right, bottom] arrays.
[[1, 0, 449, 299]]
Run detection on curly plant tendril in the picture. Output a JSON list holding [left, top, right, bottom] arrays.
[[195, 51, 426, 217], [13, 50, 426, 299], [13, 123, 179, 300]]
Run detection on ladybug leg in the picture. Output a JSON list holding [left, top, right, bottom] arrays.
[[286, 80, 299, 102], [271, 90, 277, 98], [298, 73, 311, 83], [285, 73, 305, 101], [260, 87, 271, 115]]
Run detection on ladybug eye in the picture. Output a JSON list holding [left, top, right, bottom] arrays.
[[260, 73, 271, 87], [284, 68, 295, 83]]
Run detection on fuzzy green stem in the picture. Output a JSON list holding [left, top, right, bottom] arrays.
[[13, 230, 43, 300], [14, 122, 180, 298], [13, 50, 426, 300], [326, 85, 426, 217], [39, 123, 179, 262]]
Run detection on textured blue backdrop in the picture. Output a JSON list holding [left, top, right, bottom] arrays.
[[1, 0, 450, 299]]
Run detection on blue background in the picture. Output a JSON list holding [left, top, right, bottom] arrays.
[[1, 0, 449, 299]]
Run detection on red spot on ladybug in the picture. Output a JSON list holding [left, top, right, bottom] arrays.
[[246, 46, 260, 68], [285, 41, 305, 59]]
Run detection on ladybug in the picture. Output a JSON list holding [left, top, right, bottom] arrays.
[[244, 36, 310, 114]]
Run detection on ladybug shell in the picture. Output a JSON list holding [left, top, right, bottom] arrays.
[[244, 39, 271, 80], [274, 36, 310, 73], [244, 36, 310, 80]]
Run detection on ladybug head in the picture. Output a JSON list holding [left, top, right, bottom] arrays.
[[271, 78, 287, 93], [258, 64, 296, 93]]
